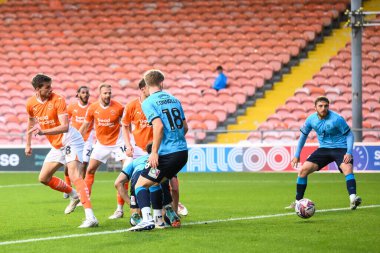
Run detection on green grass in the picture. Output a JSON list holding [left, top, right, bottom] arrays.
[[0, 172, 379, 253]]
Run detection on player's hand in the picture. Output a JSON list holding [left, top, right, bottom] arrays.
[[28, 125, 43, 136], [126, 144, 133, 157], [148, 152, 159, 169], [25, 145, 32, 156], [291, 157, 299, 168], [343, 154, 352, 164]]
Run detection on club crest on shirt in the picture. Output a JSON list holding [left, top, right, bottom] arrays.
[[148, 167, 160, 179], [47, 103, 53, 110], [110, 110, 115, 115]]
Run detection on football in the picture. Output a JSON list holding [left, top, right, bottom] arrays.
[[295, 198, 316, 219]]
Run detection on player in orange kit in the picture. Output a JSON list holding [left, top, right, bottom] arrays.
[[109, 78, 153, 219], [25, 74, 98, 228], [79, 83, 127, 214], [63, 86, 94, 198]]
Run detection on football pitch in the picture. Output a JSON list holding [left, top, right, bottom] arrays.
[[0, 172, 379, 253]]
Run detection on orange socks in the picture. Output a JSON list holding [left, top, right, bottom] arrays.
[[73, 178, 92, 209], [117, 182, 129, 205], [64, 175, 71, 186], [47, 176, 72, 193], [84, 173, 95, 196]]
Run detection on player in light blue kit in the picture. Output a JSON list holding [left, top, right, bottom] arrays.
[[129, 70, 188, 231], [114, 143, 177, 229], [286, 96, 361, 210]]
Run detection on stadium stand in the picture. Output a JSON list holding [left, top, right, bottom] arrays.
[[1, 0, 376, 145], [251, 26, 380, 143]]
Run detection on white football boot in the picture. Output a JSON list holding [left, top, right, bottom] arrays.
[[65, 197, 81, 214], [78, 217, 99, 228]]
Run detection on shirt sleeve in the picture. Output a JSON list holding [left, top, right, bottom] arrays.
[[179, 101, 186, 120], [346, 130, 354, 155], [337, 116, 351, 135], [85, 105, 94, 123], [67, 104, 73, 119], [300, 116, 312, 136], [121, 162, 133, 180], [142, 100, 159, 124], [121, 104, 132, 126], [26, 101, 33, 118], [56, 97, 67, 115], [295, 117, 312, 158]]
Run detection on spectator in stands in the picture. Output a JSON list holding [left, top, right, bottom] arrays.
[[212, 66, 227, 91]]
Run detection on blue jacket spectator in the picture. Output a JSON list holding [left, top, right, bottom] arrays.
[[212, 66, 227, 91]]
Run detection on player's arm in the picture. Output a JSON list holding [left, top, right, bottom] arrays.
[[291, 118, 312, 168], [115, 173, 131, 205], [30, 114, 70, 136], [149, 117, 164, 168], [343, 131, 354, 163], [338, 116, 354, 163], [121, 105, 134, 156], [25, 117, 36, 156], [183, 119, 189, 135], [122, 123, 133, 157], [79, 121, 90, 137], [79, 105, 93, 137]]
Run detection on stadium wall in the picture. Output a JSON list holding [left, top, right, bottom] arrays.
[[0, 143, 379, 172]]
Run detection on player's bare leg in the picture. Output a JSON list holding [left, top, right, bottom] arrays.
[[110, 172, 130, 219], [110, 159, 129, 219]]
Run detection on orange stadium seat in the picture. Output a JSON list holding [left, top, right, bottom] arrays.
[[0, 0, 354, 143]]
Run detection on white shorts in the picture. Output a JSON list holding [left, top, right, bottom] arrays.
[[82, 131, 94, 163], [44, 127, 84, 165], [90, 141, 127, 164], [122, 145, 149, 169], [133, 145, 148, 159]]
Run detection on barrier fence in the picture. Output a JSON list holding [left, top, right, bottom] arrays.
[[0, 143, 379, 172]]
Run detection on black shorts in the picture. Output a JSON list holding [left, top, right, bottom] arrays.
[[141, 150, 188, 183], [306, 148, 353, 172], [129, 170, 143, 209]]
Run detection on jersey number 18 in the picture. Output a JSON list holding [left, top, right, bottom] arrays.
[[162, 108, 183, 130]]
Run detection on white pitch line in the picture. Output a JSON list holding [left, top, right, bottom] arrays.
[[0, 204, 379, 246]]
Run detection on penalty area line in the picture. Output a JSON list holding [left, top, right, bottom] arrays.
[[0, 204, 379, 246]]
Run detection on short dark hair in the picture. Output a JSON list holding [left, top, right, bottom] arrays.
[[138, 79, 146, 89], [216, 66, 223, 71], [146, 142, 153, 154], [32, 74, 51, 89], [314, 96, 330, 106], [76, 86, 89, 97]]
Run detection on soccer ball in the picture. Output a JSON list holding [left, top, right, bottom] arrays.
[[295, 198, 316, 219]]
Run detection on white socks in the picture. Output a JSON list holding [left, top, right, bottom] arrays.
[[85, 208, 95, 220], [153, 209, 163, 224], [69, 189, 78, 199], [116, 204, 123, 212], [141, 207, 153, 222]]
